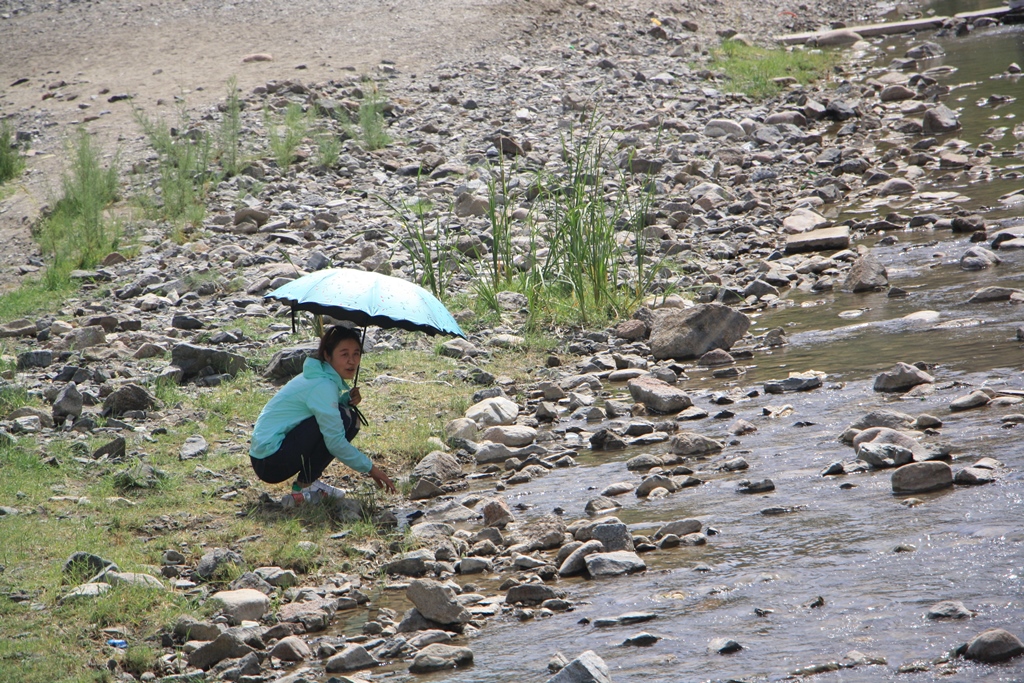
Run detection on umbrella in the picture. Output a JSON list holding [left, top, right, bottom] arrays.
[[264, 267, 466, 339]]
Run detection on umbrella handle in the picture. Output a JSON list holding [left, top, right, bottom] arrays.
[[352, 326, 367, 387]]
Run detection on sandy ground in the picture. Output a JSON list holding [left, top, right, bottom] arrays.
[[0, 0, 536, 292]]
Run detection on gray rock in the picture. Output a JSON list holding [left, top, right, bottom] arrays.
[[269, 635, 311, 661], [187, 632, 254, 670], [413, 450, 462, 482], [474, 441, 514, 464], [960, 246, 1001, 271], [325, 644, 377, 672], [584, 496, 621, 515], [655, 519, 701, 538], [873, 362, 934, 393], [102, 383, 158, 417], [950, 390, 991, 411], [174, 616, 223, 641], [210, 589, 270, 624], [465, 396, 519, 427], [17, 349, 52, 370], [406, 578, 471, 625], [785, 226, 850, 254], [171, 343, 247, 382], [926, 600, 975, 620], [709, 638, 743, 654], [506, 583, 562, 605], [179, 435, 208, 460], [481, 497, 515, 528], [263, 345, 316, 380], [649, 305, 750, 361], [511, 515, 566, 551], [64, 551, 118, 578], [922, 104, 960, 134], [668, 432, 723, 456], [704, 119, 745, 138], [408, 643, 474, 673], [843, 253, 888, 292], [52, 382, 83, 423], [384, 548, 436, 577], [547, 650, 612, 683], [849, 409, 916, 431], [627, 375, 692, 414], [481, 425, 536, 447], [585, 551, 647, 577], [196, 547, 245, 580], [891, 462, 953, 494], [955, 467, 995, 485], [559, 540, 605, 576], [764, 371, 823, 393], [857, 442, 914, 468], [635, 474, 678, 498], [965, 628, 1024, 663], [63, 325, 107, 350], [967, 286, 1023, 303], [590, 523, 633, 552]]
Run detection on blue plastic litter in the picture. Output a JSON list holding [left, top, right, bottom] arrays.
[[106, 639, 128, 649]]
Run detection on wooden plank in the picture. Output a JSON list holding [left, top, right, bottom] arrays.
[[775, 17, 947, 45], [955, 7, 1010, 19]]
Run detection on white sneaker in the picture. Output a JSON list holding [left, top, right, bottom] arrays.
[[305, 480, 347, 500]]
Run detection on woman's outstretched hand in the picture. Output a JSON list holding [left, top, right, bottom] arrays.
[[368, 464, 396, 493], [349, 387, 362, 406]]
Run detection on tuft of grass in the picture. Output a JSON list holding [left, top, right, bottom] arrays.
[[383, 194, 459, 299], [217, 76, 243, 177], [134, 107, 214, 227], [315, 129, 341, 169], [358, 84, 391, 150], [708, 41, 837, 99], [266, 102, 311, 169], [33, 128, 121, 290], [0, 119, 26, 185]]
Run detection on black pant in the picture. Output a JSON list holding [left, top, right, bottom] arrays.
[[251, 406, 360, 484]]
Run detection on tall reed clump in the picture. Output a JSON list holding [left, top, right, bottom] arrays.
[[475, 120, 664, 328], [384, 193, 459, 299], [134, 107, 214, 227], [34, 128, 120, 289], [358, 83, 391, 150], [0, 119, 26, 185]]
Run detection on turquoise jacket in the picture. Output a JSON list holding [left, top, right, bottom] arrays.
[[250, 357, 372, 473]]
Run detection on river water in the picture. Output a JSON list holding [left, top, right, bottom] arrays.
[[341, 9, 1024, 682]]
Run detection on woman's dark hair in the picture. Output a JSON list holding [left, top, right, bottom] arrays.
[[317, 325, 362, 361]]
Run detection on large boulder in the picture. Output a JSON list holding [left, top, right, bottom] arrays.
[[480, 425, 537, 447], [263, 344, 317, 380], [406, 579, 471, 625], [922, 104, 961, 134], [413, 451, 462, 483], [465, 396, 519, 427], [585, 551, 647, 577], [408, 643, 474, 673], [842, 253, 888, 292], [547, 650, 613, 683], [171, 343, 247, 381], [102, 383, 158, 417], [209, 589, 270, 625], [188, 632, 254, 670], [965, 628, 1024, 663], [891, 462, 953, 494], [873, 362, 934, 393], [649, 305, 750, 360], [627, 376, 692, 414], [669, 432, 723, 456]]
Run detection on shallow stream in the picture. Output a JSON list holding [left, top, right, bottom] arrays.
[[343, 9, 1024, 682]]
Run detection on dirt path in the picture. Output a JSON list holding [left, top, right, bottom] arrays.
[[0, 0, 538, 292]]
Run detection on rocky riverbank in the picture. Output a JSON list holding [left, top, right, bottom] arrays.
[[3, 0, 1024, 681]]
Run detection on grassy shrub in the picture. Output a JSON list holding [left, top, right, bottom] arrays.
[[358, 84, 391, 150], [384, 195, 459, 299], [134, 107, 214, 227], [266, 102, 311, 168], [217, 76, 242, 177], [315, 129, 341, 169], [709, 41, 837, 99], [0, 119, 26, 185], [33, 128, 121, 290], [472, 120, 666, 328]]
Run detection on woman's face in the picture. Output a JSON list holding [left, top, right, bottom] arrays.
[[327, 338, 362, 381]]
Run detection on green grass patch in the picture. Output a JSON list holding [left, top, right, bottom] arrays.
[[32, 128, 121, 291], [708, 41, 838, 99], [0, 119, 26, 185], [266, 102, 311, 169]]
